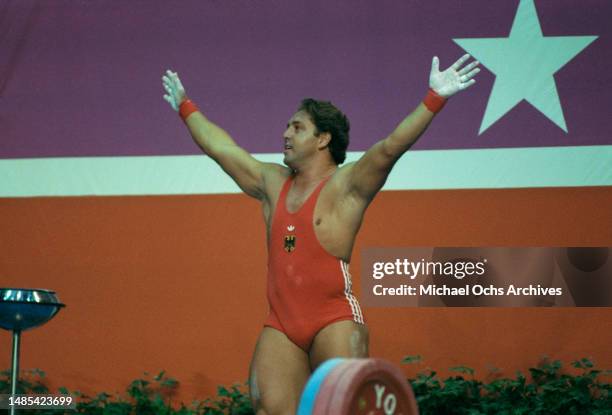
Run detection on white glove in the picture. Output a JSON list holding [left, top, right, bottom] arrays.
[[162, 69, 187, 112], [429, 54, 480, 98]]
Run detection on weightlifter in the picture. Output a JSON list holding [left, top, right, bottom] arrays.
[[162, 54, 479, 415]]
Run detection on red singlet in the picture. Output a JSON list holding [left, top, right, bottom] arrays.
[[264, 176, 365, 351]]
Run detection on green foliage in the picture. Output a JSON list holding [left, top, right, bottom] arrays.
[[404, 355, 611, 415], [0, 370, 252, 415], [1, 357, 609, 414], [0, 368, 50, 395]]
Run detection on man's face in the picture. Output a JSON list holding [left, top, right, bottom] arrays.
[[283, 110, 319, 167]]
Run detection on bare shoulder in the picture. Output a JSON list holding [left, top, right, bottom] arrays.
[[320, 162, 368, 211], [326, 161, 382, 207], [324, 162, 357, 197], [261, 163, 292, 201]]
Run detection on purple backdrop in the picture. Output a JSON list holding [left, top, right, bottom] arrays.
[[0, 0, 609, 159]]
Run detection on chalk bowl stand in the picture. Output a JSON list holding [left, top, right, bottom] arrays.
[[0, 288, 65, 415]]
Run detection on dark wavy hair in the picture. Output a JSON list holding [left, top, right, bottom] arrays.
[[298, 98, 350, 165]]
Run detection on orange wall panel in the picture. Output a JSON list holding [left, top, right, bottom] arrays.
[[1, 187, 610, 401]]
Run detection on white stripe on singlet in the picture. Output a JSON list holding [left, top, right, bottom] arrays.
[[339, 260, 364, 324]]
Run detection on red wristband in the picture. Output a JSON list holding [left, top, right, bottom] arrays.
[[179, 99, 199, 121], [422, 88, 447, 114]]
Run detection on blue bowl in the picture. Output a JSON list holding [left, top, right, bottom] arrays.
[[0, 288, 65, 331]]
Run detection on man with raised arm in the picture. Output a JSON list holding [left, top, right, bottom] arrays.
[[162, 54, 479, 415]]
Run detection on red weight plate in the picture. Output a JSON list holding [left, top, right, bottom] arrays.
[[312, 359, 355, 414], [314, 358, 419, 415]]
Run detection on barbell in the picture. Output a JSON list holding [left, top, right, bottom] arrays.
[[298, 358, 419, 415]]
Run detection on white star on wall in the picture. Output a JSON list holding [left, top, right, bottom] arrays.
[[454, 0, 597, 134]]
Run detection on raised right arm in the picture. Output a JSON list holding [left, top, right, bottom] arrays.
[[162, 70, 271, 200]]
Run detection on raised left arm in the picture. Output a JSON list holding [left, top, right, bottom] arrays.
[[346, 54, 480, 201]]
